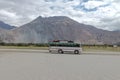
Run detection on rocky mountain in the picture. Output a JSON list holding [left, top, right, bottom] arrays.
[[0, 16, 120, 44], [0, 21, 15, 30]]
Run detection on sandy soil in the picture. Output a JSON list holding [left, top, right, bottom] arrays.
[[0, 49, 120, 80]]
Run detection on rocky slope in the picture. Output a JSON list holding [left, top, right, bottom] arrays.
[[0, 21, 15, 30], [0, 16, 120, 44]]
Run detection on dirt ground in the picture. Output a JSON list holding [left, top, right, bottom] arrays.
[[0, 49, 120, 80]]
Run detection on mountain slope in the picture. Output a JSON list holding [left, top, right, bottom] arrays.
[[8, 16, 120, 44], [0, 16, 120, 44], [0, 21, 15, 30], [11, 16, 96, 43]]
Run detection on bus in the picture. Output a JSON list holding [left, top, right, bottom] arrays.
[[48, 40, 82, 54]]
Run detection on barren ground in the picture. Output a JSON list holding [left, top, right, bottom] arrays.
[[0, 49, 120, 80]]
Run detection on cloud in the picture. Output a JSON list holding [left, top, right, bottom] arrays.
[[0, 0, 119, 31], [0, 9, 21, 25], [0, 9, 18, 18], [83, 1, 108, 9]]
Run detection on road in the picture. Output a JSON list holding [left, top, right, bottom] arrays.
[[0, 49, 120, 80]]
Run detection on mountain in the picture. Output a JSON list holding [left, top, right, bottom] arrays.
[[0, 21, 15, 30], [0, 16, 120, 44]]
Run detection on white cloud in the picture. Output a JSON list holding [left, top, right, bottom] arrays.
[[0, 9, 18, 18], [0, 0, 119, 30], [83, 1, 107, 9]]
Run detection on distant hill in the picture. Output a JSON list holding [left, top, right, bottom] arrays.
[[0, 16, 120, 44], [0, 21, 15, 30]]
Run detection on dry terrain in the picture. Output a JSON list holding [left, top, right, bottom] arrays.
[[0, 49, 120, 80]]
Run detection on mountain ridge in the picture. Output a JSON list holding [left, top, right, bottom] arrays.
[[0, 21, 16, 30], [0, 16, 120, 44]]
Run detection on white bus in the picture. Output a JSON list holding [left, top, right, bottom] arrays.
[[48, 40, 82, 54]]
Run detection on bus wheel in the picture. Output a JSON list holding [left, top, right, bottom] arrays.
[[58, 49, 63, 54], [49, 50, 51, 52], [74, 50, 79, 54]]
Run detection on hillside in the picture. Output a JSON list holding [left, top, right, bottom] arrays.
[[0, 21, 15, 30], [0, 16, 120, 44]]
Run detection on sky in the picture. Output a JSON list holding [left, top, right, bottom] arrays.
[[0, 0, 120, 31]]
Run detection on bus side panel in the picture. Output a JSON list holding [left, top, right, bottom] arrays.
[[49, 47, 82, 53]]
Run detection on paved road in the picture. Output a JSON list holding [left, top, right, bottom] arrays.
[[0, 49, 120, 80]]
